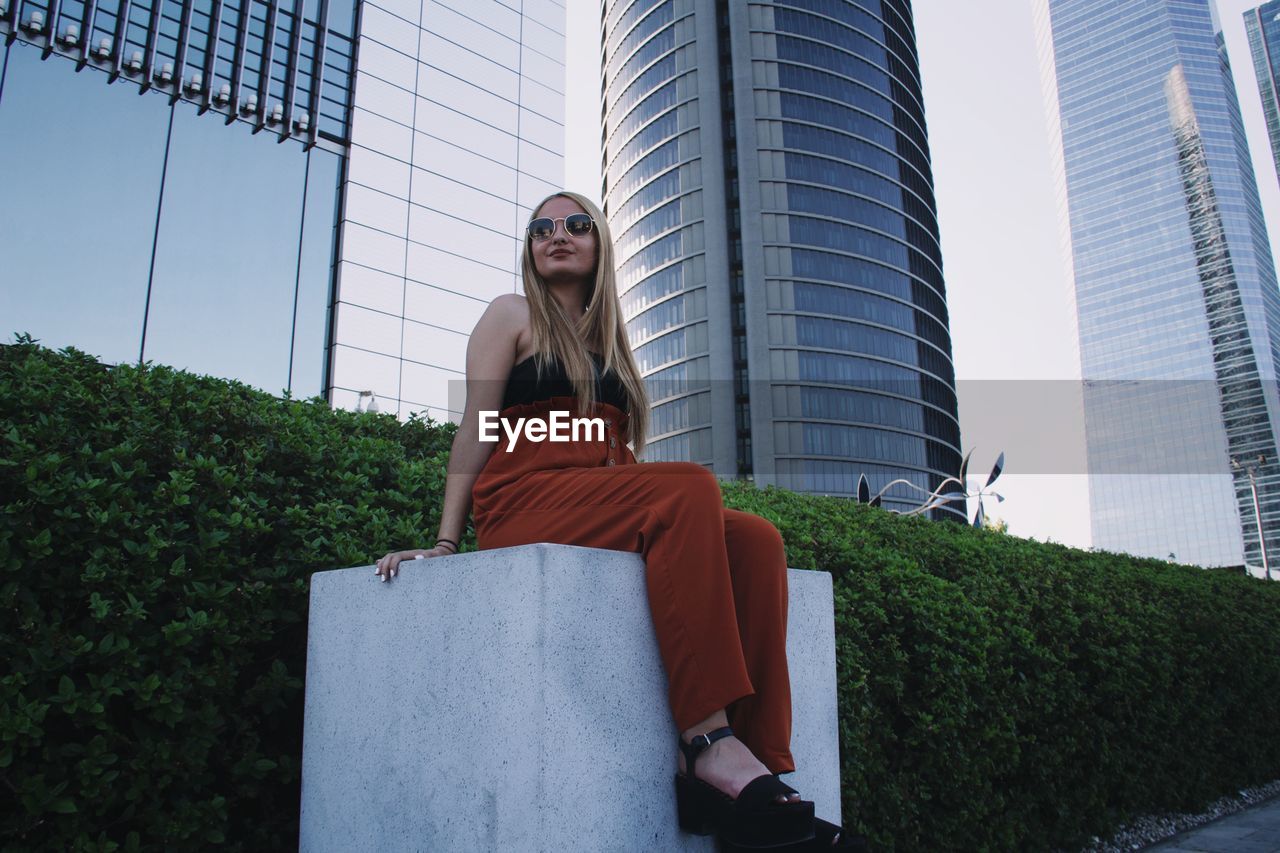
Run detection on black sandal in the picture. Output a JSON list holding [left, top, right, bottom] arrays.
[[720, 818, 869, 852], [675, 726, 815, 848]]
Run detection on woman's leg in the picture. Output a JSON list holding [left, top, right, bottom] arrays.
[[478, 462, 801, 802], [722, 509, 795, 775], [476, 461, 756, 728]]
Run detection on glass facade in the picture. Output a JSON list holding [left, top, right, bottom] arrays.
[[601, 0, 962, 517], [0, 36, 343, 396], [1, 0, 566, 415], [331, 0, 566, 419], [0, 0, 357, 142], [1245, 1, 1280, 186], [1036, 0, 1280, 567]]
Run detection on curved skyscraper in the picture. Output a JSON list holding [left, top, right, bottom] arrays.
[[601, 0, 962, 515]]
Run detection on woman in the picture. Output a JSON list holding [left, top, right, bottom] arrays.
[[376, 192, 856, 850]]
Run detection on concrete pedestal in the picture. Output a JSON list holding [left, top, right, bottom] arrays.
[[300, 543, 841, 852]]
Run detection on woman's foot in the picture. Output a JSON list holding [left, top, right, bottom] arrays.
[[678, 730, 801, 805], [674, 725, 814, 845]]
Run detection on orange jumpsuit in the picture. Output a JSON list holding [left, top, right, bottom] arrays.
[[472, 395, 795, 773]]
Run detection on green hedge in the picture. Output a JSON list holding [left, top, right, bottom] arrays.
[[0, 341, 453, 851], [724, 483, 1280, 850], [4, 340, 1280, 851]]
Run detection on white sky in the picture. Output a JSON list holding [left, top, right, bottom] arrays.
[[561, 0, 1280, 550]]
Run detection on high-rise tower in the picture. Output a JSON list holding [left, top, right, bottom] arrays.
[[1036, 0, 1280, 567], [600, 0, 962, 516]]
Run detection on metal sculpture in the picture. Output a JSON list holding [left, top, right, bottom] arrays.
[[856, 450, 1005, 527]]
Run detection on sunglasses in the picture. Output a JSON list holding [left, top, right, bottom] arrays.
[[527, 213, 595, 242]]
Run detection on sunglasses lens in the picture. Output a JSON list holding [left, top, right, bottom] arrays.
[[528, 218, 555, 240], [565, 214, 593, 236]]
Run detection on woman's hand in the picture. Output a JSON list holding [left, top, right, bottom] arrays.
[[374, 545, 455, 582]]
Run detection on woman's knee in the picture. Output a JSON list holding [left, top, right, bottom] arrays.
[[724, 510, 786, 559], [648, 462, 722, 503]]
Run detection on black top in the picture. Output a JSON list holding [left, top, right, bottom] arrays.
[[502, 352, 629, 411]]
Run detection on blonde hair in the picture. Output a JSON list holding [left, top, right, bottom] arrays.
[[521, 191, 650, 454]]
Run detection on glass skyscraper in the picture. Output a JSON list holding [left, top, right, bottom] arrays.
[[1, 0, 565, 421], [600, 0, 963, 516], [1036, 0, 1280, 567], [1245, 0, 1280, 186]]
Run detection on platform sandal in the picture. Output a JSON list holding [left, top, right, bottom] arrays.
[[720, 818, 869, 852], [675, 725, 815, 848]]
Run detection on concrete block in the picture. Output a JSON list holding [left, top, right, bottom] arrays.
[[300, 543, 841, 852]]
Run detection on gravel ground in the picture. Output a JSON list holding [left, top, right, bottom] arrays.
[[1073, 779, 1280, 852]]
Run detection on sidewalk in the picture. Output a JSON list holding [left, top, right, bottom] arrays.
[[1145, 797, 1280, 852]]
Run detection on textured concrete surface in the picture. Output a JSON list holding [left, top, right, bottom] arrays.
[[299, 543, 841, 852], [1145, 797, 1280, 852]]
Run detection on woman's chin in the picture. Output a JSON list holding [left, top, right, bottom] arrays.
[[540, 266, 593, 284]]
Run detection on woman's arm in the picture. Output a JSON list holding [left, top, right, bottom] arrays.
[[375, 295, 526, 580]]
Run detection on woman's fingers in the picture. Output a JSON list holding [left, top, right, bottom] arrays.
[[374, 552, 402, 582], [374, 547, 455, 582]]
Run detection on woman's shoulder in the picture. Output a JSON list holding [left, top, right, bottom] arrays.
[[474, 294, 528, 339], [475, 293, 528, 327], [476, 294, 534, 366], [488, 293, 529, 317]]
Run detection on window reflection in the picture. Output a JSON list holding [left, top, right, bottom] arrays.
[[0, 43, 340, 397], [292, 147, 341, 397], [0, 43, 165, 365], [145, 103, 314, 393]]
